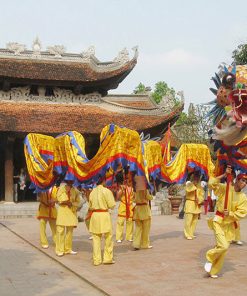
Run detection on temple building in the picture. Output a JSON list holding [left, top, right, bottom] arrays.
[[0, 39, 184, 202]]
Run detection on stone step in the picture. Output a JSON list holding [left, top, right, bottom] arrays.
[[0, 199, 164, 218], [0, 202, 38, 218]]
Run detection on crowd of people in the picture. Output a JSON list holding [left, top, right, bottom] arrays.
[[36, 166, 247, 278], [36, 172, 153, 266]]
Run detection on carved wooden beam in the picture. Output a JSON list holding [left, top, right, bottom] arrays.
[[73, 85, 83, 95], [2, 80, 10, 92]]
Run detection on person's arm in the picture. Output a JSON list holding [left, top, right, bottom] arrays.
[[185, 181, 197, 193], [208, 176, 226, 199], [116, 186, 124, 201], [57, 186, 72, 207], [224, 195, 247, 223], [146, 190, 153, 201], [72, 190, 81, 208], [105, 188, 116, 209]]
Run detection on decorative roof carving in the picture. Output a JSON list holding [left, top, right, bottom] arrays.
[[81, 45, 95, 61], [0, 86, 183, 117], [32, 37, 42, 56], [157, 91, 184, 112], [0, 87, 102, 104], [132, 46, 139, 60], [6, 42, 26, 55], [0, 39, 138, 69], [47, 45, 66, 58], [113, 48, 130, 64]]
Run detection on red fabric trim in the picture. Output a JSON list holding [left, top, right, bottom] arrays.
[[216, 210, 224, 218], [37, 216, 56, 220], [224, 174, 233, 210], [118, 214, 133, 218], [92, 209, 108, 213]]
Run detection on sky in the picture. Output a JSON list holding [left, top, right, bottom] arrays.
[[0, 0, 247, 109]]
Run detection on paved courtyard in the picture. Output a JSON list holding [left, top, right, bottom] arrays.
[[1, 214, 247, 296]]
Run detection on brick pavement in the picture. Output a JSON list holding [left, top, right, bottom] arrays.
[[0, 223, 106, 296], [1, 215, 247, 296]]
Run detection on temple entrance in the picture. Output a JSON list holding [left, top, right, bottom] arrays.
[[13, 137, 36, 202]]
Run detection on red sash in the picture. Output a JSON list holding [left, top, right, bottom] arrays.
[[85, 209, 108, 221]]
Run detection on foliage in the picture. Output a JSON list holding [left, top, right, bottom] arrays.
[[133, 81, 180, 105], [174, 104, 213, 144], [133, 82, 147, 94], [151, 81, 178, 104], [232, 43, 247, 65]]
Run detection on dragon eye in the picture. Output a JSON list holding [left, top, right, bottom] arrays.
[[222, 73, 236, 89]]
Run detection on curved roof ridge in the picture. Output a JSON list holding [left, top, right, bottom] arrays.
[[99, 99, 184, 116]]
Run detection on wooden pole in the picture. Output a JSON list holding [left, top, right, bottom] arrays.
[[4, 136, 15, 202]]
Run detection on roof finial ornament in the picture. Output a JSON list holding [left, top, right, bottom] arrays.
[[47, 45, 66, 58], [114, 48, 130, 64], [6, 42, 26, 55], [32, 37, 42, 55], [81, 45, 95, 60], [132, 46, 139, 59], [177, 91, 184, 102]]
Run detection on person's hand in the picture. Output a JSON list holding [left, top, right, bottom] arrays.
[[224, 209, 229, 217], [67, 201, 72, 208], [49, 200, 55, 207]]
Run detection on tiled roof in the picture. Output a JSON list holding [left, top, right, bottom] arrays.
[[0, 57, 136, 84], [0, 100, 183, 136], [105, 94, 155, 109]]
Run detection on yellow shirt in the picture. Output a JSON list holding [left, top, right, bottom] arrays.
[[133, 190, 153, 221], [37, 187, 57, 220], [56, 184, 80, 227], [209, 177, 247, 224], [184, 181, 204, 214], [89, 185, 116, 234], [118, 185, 134, 218], [208, 177, 247, 240]]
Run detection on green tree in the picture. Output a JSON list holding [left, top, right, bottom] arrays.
[[133, 82, 146, 94], [151, 81, 177, 104], [232, 43, 247, 65]]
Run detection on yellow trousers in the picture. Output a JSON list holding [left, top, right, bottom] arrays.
[[85, 218, 90, 231], [92, 232, 114, 265], [116, 217, 133, 241], [133, 219, 151, 249], [56, 225, 74, 254], [39, 218, 56, 247], [234, 225, 241, 241], [206, 222, 229, 275], [184, 213, 199, 238]]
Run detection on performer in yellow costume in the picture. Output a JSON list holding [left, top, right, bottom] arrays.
[[116, 177, 134, 243], [37, 186, 57, 249], [56, 181, 81, 257], [133, 188, 153, 250], [184, 171, 204, 240], [231, 222, 243, 245], [205, 168, 247, 278], [88, 178, 116, 266]]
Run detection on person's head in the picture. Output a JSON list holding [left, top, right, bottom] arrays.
[[65, 180, 74, 187], [189, 170, 201, 184], [234, 174, 247, 192], [96, 175, 106, 186]]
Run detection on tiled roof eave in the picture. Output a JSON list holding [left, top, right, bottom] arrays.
[[0, 100, 183, 135]]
